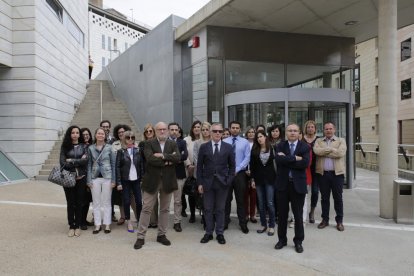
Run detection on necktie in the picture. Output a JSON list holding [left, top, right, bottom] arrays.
[[214, 143, 219, 157], [290, 143, 295, 156], [232, 137, 237, 152]]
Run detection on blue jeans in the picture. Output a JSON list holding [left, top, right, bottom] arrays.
[[122, 179, 142, 221], [256, 180, 275, 228]]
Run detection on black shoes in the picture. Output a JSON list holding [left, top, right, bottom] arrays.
[[274, 241, 287, 250], [257, 227, 267, 234], [240, 224, 249, 234], [200, 234, 213, 243], [148, 223, 158, 228], [295, 243, 304, 253], [181, 210, 188, 217], [92, 226, 101, 234], [336, 223, 345, 231], [134, 239, 145, 249], [104, 226, 111, 234], [318, 220, 329, 229], [80, 225, 88, 230], [216, 234, 226, 244], [189, 215, 195, 223], [156, 235, 171, 246], [173, 223, 182, 232]]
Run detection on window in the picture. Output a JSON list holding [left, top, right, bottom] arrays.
[[114, 39, 117, 50], [401, 38, 411, 61], [63, 13, 84, 47], [401, 79, 411, 100], [375, 85, 379, 105], [108, 36, 111, 50], [102, 57, 106, 70], [102, 35, 105, 50], [353, 64, 360, 107], [46, 0, 63, 21], [375, 57, 378, 79], [375, 114, 379, 135]]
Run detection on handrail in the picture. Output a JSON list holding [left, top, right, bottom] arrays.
[[105, 66, 116, 88], [0, 170, 10, 183]]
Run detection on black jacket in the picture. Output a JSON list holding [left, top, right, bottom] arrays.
[[249, 148, 276, 185], [115, 147, 144, 186], [173, 138, 188, 179], [59, 143, 88, 176]]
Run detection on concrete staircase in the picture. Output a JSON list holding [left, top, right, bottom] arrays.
[[36, 80, 141, 180]]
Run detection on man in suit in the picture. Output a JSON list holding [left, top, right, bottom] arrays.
[[223, 121, 251, 234], [134, 122, 181, 250], [274, 123, 310, 253], [197, 123, 235, 244], [168, 122, 188, 232], [313, 122, 347, 232]]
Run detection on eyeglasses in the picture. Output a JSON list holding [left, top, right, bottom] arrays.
[[125, 136, 135, 140], [145, 129, 153, 133], [211, 130, 223, 133], [101, 125, 110, 129], [170, 129, 179, 132], [83, 133, 90, 136], [118, 130, 125, 134], [202, 128, 209, 131]]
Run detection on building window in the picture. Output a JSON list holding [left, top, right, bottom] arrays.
[[401, 78, 411, 100], [46, 0, 63, 21], [353, 64, 360, 107], [401, 38, 411, 61], [101, 35, 105, 49], [102, 57, 106, 70], [375, 114, 379, 135], [108, 36, 112, 50], [63, 13, 84, 47], [114, 39, 117, 50], [375, 85, 379, 105]]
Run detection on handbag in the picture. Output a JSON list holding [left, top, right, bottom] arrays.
[[183, 176, 197, 196], [48, 164, 76, 188]]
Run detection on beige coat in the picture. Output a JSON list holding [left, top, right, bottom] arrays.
[[313, 136, 347, 175]]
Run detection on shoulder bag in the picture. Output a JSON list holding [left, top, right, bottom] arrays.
[[48, 164, 76, 188]]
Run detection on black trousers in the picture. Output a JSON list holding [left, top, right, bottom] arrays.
[[318, 172, 344, 223], [64, 177, 86, 229], [277, 181, 305, 245], [225, 171, 247, 226], [204, 179, 229, 235]]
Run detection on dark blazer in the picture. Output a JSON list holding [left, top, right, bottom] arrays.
[[173, 138, 188, 179], [249, 148, 276, 185], [274, 140, 310, 194], [197, 141, 235, 192], [141, 138, 181, 194], [115, 147, 144, 186]]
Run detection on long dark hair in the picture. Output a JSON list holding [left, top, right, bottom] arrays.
[[80, 127, 93, 144], [251, 130, 271, 156], [61, 125, 83, 153], [113, 124, 131, 141], [189, 120, 202, 141], [267, 124, 284, 144]]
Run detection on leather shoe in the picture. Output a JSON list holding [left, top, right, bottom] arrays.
[[295, 243, 304, 253], [173, 223, 182, 232], [80, 225, 88, 230], [200, 234, 213, 243], [216, 234, 226, 244], [318, 220, 329, 229], [224, 224, 228, 230], [181, 210, 188, 217], [134, 239, 145, 249], [274, 241, 287, 250], [148, 223, 158, 228], [257, 227, 267, 234], [156, 235, 171, 246], [189, 215, 195, 223], [92, 226, 101, 234], [250, 217, 257, 223], [336, 223, 345, 231], [240, 224, 249, 234]]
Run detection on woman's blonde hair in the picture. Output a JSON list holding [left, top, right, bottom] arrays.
[[143, 123, 154, 140], [303, 120, 317, 135], [200, 121, 211, 142], [121, 130, 135, 149]]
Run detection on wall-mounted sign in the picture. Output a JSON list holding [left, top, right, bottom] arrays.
[[187, 36, 200, 48]]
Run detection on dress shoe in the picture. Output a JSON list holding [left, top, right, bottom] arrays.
[[224, 224, 228, 230], [189, 215, 195, 223], [309, 208, 315, 224], [74, 228, 81, 237], [250, 217, 257, 223], [127, 221, 134, 233], [336, 223, 345, 231], [257, 227, 267, 234], [274, 241, 287, 250], [117, 218, 125, 225], [68, 229, 75, 237], [80, 225, 88, 230], [104, 225, 111, 234], [156, 235, 171, 246], [134, 238, 145, 250], [181, 210, 188, 217], [295, 243, 304, 253], [200, 234, 213, 243], [216, 234, 226, 244], [92, 226, 101, 234], [318, 220, 329, 229], [148, 223, 158, 228], [240, 224, 249, 234], [173, 223, 182, 232], [267, 228, 275, 236]]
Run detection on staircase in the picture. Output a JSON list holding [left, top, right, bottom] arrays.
[[36, 80, 141, 180]]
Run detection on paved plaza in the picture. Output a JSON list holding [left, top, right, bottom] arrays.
[[0, 168, 413, 275]]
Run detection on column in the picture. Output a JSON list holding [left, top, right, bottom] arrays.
[[378, 0, 398, 218]]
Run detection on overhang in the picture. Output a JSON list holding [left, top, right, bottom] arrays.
[[175, 0, 414, 43]]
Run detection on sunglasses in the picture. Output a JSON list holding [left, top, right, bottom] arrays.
[[125, 136, 135, 140], [212, 130, 223, 133], [145, 129, 153, 133]]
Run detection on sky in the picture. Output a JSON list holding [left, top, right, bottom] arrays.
[[103, 0, 211, 28]]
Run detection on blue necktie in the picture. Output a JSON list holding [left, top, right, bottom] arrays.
[[214, 143, 219, 159], [290, 143, 295, 155], [232, 137, 237, 153]]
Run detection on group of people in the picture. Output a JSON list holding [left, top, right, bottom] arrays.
[[59, 118, 347, 254]]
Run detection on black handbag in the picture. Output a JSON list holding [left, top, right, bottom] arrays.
[[48, 164, 76, 188], [183, 176, 197, 196]]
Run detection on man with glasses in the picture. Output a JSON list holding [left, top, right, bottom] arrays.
[[274, 123, 310, 253], [197, 123, 235, 244], [223, 121, 251, 234], [100, 120, 115, 144], [134, 122, 181, 249], [168, 122, 188, 232]]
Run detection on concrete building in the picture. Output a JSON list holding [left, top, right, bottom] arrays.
[[355, 24, 414, 145], [88, 0, 151, 79], [0, 0, 89, 178]]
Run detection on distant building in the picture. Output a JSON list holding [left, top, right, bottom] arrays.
[[355, 24, 414, 145], [88, 1, 151, 78]]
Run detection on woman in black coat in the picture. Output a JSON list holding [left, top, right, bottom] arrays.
[[116, 130, 144, 233]]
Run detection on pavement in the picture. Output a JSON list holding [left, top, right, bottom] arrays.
[[0, 168, 414, 276]]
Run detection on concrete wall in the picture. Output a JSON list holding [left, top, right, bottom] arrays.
[[97, 15, 185, 130], [0, 0, 89, 177]]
